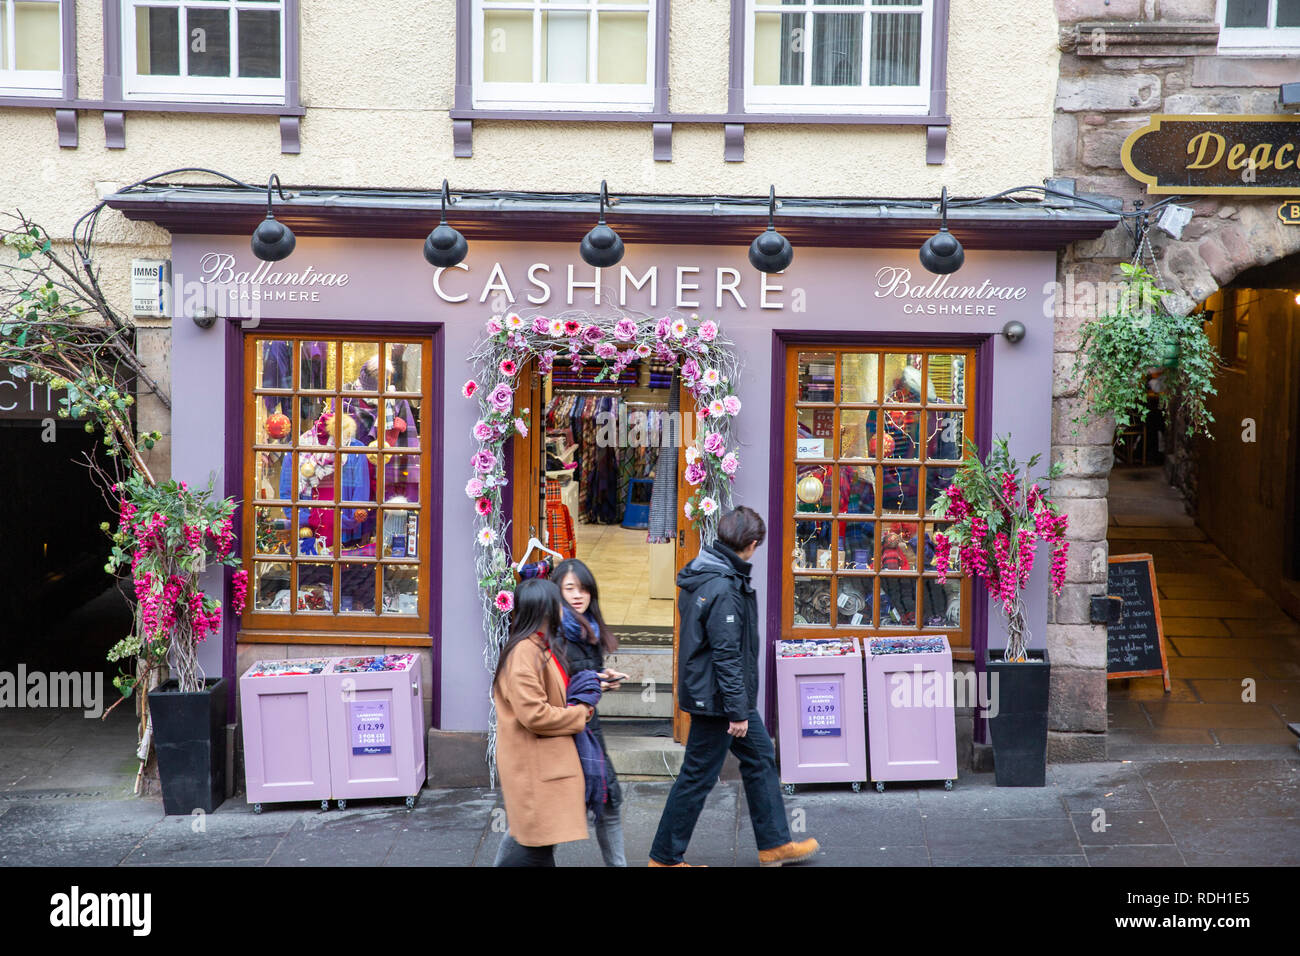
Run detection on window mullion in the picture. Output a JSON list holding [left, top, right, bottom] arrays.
[[230, 1, 240, 79], [6, 1, 16, 74], [588, 1, 597, 87], [533, 2, 541, 84]]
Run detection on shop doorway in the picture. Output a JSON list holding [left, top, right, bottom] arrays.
[[511, 356, 698, 744]]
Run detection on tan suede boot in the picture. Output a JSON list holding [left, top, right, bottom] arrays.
[[757, 838, 820, 867], [647, 858, 707, 867]]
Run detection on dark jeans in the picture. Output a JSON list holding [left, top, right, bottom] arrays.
[[649, 708, 791, 865], [493, 834, 556, 867]]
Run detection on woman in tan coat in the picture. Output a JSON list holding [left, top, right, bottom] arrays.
[[492, 578, 598, 866]]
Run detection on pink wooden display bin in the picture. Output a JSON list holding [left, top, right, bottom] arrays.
[[322, 655, 425, 809], [774, 639, 867, 793], [240, 658, 334, 812], [864, 636, 958, 792]]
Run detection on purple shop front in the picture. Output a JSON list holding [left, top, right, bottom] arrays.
[[167, 235, 1057, 736]]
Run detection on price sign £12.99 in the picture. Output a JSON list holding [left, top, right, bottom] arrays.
[[350, 699, 393, 755], [800, 681, 842, 737]]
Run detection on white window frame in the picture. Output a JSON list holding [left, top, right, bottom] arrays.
[[472, 0, 657, 111], [121, 0, 286, 103], [0, 0, 62, 98], [1216, 0, 1300, 52], [744, 0, 932, 114]]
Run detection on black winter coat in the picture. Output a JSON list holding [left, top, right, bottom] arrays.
[[675, 542, 760, 721]]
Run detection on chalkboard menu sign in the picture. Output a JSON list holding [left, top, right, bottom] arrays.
[[1106, 554, 1171, 691]]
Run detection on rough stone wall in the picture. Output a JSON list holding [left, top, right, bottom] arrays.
[[1049, 0, 1300, 759]]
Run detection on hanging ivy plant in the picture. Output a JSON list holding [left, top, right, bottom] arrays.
[[1072, 263, 1219, 438]]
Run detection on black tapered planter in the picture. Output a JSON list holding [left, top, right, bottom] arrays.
[[148, 677, 227, 814], [985, 649, 1050, 787]]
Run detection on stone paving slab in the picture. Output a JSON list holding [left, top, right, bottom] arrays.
[[0, 756, 1296, 867]]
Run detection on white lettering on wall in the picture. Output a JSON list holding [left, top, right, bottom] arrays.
[[716, 267, 745, 309], [676, 267, 700, 308], [478, 261, 515, 304], [568, 265, 601, 305], [760, 271, 784, 309], [526, 263, 552, 304], [432, 262, 470, 303], [620, 265, 658, 307]]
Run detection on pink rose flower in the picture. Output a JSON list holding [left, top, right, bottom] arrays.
[[721, 452, 739, 475], [465, 477, 485, 498], [723, 395, 741, 416], [655, 316, 671, 339], [473, 421, 494, 441], [698, 320, 718, 342], [614, 318, 637, 341], [582, 325, 605, 345], [514, 417, 528, 438], [704, 432, 725, 456], [595, 342, 618, 360], [488, 383, 513, 413], [684, 461, 706, 485], [681, 359, 701, 382], [532, 315, 551, 334], [471, 449, 497, 474], [486, 316, 503, 335]]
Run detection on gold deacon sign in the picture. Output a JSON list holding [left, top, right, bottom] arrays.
[[1279, 200, 1300, 225], [1122, 115, 1300, 195]]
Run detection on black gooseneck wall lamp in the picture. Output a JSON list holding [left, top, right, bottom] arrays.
[[749, 185, 794, 274], [580, 180, 625, 269], [424, 179, 469, 268], [250, 174, 296, 262], [918, 186, 965, 275]]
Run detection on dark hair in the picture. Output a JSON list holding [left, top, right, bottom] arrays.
[[493, 578, 567, 689], [717, 505, 766, 552], [552, 558, 618, 654]]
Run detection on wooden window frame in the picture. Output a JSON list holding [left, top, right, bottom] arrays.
[[780, 344, 976, 651], [239, 332, 432, 645]]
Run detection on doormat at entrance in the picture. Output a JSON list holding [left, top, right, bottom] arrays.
[[608, 625, 674, 646]]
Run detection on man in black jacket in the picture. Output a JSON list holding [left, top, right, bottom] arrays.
[[648, 506, 819, 867]]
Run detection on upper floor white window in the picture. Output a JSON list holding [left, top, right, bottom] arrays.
[[473, 0, 657, 111], [0, 0, 62, 97], [745, 0, 933, 114], [122, 0, 284, 103], [1217, 0, 1300, 51]]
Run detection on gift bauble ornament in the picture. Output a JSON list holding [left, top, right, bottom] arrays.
[[869, 431, 895, 458], [301, 460, 316, 479], [265, 412, 291, 441], [796, 474, 824, 504]]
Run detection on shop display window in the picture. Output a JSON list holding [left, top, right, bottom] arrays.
[[785, 346, 973, 649], [0, 0, 62, 97], [242, 335, 430, 638]]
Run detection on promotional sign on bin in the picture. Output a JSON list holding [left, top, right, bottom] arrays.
[[323, 655, 425, 807], [774, 639, 867, 792]]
